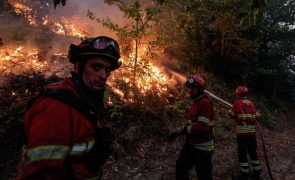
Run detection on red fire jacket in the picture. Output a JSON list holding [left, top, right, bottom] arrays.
[[17, 77, 101, 180], [186, 94, 214, 154], [229, 97, 258, 136]]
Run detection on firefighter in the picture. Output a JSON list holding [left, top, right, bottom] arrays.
[[175, 75, 214, 180], [229, 86, 262, 180], [17, 36, 121, 179]]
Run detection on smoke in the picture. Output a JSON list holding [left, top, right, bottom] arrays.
[[1, 0, 125, 48], [52, 0, 125, 37], [0, 0, 187, 92], [0, 0, 128, 79]]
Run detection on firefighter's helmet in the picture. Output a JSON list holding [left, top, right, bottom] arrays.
[[235, 86, 248, 95], [185, 75, 206, 89], [68, 36, 121, 70]]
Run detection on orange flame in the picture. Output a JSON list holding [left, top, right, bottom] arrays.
[[0, 46, 69, 75], [9, 1, 37, 26], [109, 45, 169, 102], [7, 1, 88, 37], [4, 1, 170, 100], [52, 17, 88, 37]]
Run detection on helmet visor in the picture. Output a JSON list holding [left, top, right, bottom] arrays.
[[185, 77, 196, 87], [91, 37, 120, 56]]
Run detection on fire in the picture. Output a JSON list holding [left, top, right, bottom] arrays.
[[8, 1, 37, 26], [4, 0, 171, 101], [1, 45, 170, 104], [109, 46, 169, 102], [42, 15, 49, 25], [0, 46, 44, 74], [1, 44, 170, 99], [129, 49, 168, 94], [135, 63, 167, 94], [7, 0, 88, 37], [0, 45, 69, 76], [52, 17, 88, 37]]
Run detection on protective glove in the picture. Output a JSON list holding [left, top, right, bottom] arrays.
[[228, 109, 236, 119], [167, 126, 186, 142], [84, 127, 113, 171]]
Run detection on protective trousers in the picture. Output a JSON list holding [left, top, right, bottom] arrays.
[[237, 136, 262, 179], [176, 143, 212, 180]]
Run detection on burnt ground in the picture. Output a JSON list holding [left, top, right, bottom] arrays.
[[101, 111, 295, 180]]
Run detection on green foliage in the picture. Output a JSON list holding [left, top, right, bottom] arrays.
[[240, 0, 271, 25], [253, 96, 276, 129], [248, 0, 295, 100], [87, 1, 183, 140], [214, 105, 232, 140], [160, 0, 294, 101], [160, 0, 259, 76]]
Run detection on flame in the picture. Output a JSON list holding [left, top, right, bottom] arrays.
[[1, 44, 170, 103], [4, 0, 170, 101], [9, 1, 37, 26], [7, 1, 88, 37], [0, 46, 43, 74], [42, 15, 49, 25], [129, 48, 168, 94], [109, 44, 169, 102], [52, 17, 88, 37], [0, 45, 67, 75]]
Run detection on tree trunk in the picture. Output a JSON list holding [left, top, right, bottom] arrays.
[[133, 39, 139, 78]]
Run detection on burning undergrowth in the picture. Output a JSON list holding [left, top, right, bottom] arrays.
[[0, 0, 192, 177], [7, 0, 89, 37], [0, 54, 190, 178]]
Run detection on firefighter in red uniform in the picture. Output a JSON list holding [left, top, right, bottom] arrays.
[[175, 75, 214, 180], [17, 36, 121, 179], [229, 86, 262, 180]]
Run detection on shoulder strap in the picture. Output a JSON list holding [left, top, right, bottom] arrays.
[[45, 89, 98, 124], [26, 88, 98, 126]]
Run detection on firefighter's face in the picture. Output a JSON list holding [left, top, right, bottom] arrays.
[[187, 86, 199, 99], [82, 57, 112, 91]]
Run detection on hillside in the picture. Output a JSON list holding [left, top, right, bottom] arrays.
[[0, 73, 294, 180], [1, 0, 295, 180]]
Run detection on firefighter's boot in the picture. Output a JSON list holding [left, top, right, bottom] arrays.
[[232, 173, 248, 180], [253, 170, 261, 180]]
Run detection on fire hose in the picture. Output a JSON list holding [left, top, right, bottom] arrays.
[[204, 90, 274, 180]]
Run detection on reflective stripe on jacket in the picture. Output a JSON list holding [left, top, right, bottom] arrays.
[[186, 95, 214, 154], [230, 98, 257, 136], [17, 77, 101, 180]]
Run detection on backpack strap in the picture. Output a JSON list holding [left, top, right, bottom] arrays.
[[26, 88, 99, 126], [43, 89, 98, 124]]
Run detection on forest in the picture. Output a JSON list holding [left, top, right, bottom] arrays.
[[0, 0, 294, 179]]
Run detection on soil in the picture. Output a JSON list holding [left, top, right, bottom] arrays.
[[0, 108, 294, 180], [100, 111, 295, 180]]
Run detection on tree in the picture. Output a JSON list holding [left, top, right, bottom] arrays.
[[88, 0, 166, 79], [241, 0, 271, 25], [249, 0, 295, 100], [160, 0, 258, 73]]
